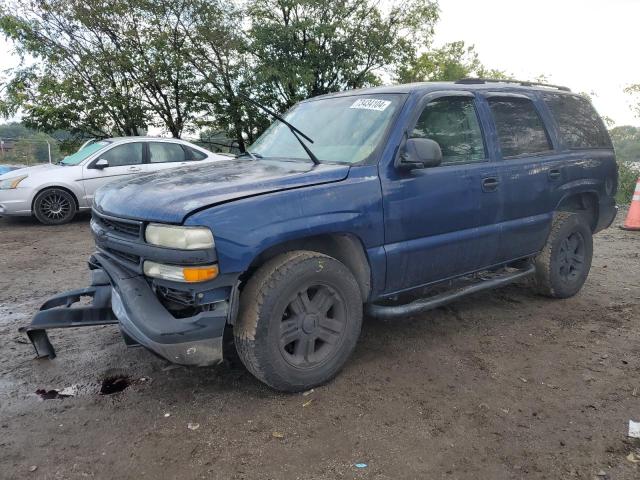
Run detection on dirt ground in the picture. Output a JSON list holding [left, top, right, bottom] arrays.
[[1, 212, 639, 480]]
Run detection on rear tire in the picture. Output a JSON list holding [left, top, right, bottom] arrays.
[[33, 188, 77, 225], [234, 251, 363, 392], [534, 212, 593, 298]]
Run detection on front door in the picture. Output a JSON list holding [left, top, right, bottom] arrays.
[[380, 92, 502, 294], [81, 142, 145, 205]]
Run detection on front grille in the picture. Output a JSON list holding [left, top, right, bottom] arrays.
[[92, 210, 142, 239]]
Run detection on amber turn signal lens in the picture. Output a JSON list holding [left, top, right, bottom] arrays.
[[182, 265, 219, 283]]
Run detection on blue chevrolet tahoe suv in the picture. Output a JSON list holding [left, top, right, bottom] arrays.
[[23, 79, 618, 392]]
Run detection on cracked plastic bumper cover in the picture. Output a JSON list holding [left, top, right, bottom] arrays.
[[20, 253, 232, 367]]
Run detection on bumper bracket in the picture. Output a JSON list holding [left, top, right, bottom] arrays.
[[19, 271, 118, 359]]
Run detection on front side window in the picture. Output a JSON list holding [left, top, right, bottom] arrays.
[[100, 142, 143, 167], [488, 97, 552, 157], [543, 94, 612, 149], [149, 142, 187, 163], [249, 94, 404, 164], [411, 96, 485, 165]]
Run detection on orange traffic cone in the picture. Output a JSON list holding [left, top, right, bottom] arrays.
[[622, 177, 640, 231]]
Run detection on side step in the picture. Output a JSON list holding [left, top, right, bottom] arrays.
[[366, 264, 535, 320]]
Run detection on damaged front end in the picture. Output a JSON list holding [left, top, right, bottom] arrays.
[[20, 209, 239, 367]]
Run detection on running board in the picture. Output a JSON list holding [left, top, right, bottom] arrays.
[[366, 265, 535, 320]]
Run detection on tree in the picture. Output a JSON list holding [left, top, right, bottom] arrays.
[[626, 84, 640, 120], [396, 41, 510, 83], [0, 1, 148, 137], [0, 0, 203, 138], [180, 0, 266, 152], [248, 0, 439, 109], [610, 125, 640, 163]]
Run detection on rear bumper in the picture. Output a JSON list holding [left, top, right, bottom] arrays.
[[596, 198, 618, 232], [21, 253, 235, 367]]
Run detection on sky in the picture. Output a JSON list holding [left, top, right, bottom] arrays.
[[0, 0, 638, 127], [433, 0, 640, 126]]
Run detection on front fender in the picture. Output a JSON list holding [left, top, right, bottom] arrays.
[[29, 179, 87, 209], [185, 165, 385, 275]]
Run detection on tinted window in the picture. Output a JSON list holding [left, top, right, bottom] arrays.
[[544, 94, 612, 149], [488, 97, 551, 157], [149, 142, 187, 163], [411, 97, 485, 164], [101, 142, 143, 167], [187, 147, 208, 161]]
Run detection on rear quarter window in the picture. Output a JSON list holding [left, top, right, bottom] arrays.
[[543, 94, 612, 149]]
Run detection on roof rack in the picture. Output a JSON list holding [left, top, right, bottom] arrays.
[[454, 78, 571, 92]]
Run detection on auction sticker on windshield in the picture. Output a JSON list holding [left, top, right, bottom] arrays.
[[350, 98, 391, 111]]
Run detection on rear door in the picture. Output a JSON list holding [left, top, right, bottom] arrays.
[[380, 91, 503, 293], [481, 93, 559, 262], [146, 142, 191, 172], [81, 142, 145, 205]]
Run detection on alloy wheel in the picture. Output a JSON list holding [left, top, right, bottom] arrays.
[[558, 232, 585, 281], [278, 284, 347, 369]]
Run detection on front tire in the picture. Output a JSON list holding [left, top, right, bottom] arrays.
[[534, 212, 593, 298], [33, 188, 77, 225], [234, 251, 363, 392]]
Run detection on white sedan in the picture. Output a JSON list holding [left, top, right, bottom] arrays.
[[0, 137, 227, 225]]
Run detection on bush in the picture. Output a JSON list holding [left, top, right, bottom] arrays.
[[617, 161, 640, 205]]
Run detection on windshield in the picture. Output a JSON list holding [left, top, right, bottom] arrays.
[[249, 94, 404, 164], [60, 140, 112, 166]]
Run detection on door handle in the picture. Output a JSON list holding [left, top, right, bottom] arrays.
[[482, 177, 500, 192], [128, 166, 142, 172], [548, 169, 561, 180]]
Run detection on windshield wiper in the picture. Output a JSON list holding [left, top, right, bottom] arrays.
[[239, 94, 320, 165]]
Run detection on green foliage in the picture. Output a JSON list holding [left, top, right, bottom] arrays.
[[0, 0, 202, 138], [249, 0, 439, 106], [609, 125, 640, 204], [617, 160, 639, 205], [610, 125, 640, 164], [396, 41, 511, 83], [625, 84, 640, 120], [0, 0, 526, 149], [0, 0, 442, 147]]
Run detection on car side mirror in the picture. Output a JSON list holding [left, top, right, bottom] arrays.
[[94, 159, 109, 169], [397, 138, 442, 170]]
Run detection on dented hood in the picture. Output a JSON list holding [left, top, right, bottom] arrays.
[[94, 158, 350, 223]]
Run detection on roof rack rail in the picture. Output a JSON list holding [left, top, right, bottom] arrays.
[[454, 78, 571, 92]]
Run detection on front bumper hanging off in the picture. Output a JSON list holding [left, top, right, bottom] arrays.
[[20, 254, 232, 367]]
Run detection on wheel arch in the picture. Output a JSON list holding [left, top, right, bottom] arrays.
[[242, 233, 372, 301], [555, 190, 599, 232], [31, 185, 80, 212]]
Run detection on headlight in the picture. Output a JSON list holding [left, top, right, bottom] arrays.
[[145, 223, 214, 250], [143, 261, 219, 283], [0, 175, 28, 190]]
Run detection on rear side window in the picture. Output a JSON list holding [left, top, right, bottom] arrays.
[[543, 94, 612, 149], [149, 142, 187, 163], [411, 96, 485, 165], [488, 97, 552, 157]]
